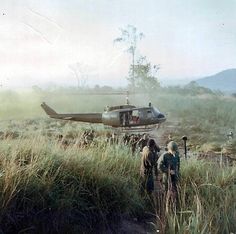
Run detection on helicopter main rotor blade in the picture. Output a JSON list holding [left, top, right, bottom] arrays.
[[39, 90, 148, 96]]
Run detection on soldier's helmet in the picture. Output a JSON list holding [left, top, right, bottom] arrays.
[[167, 141, 178, 152], [147, 138, 156, 148]]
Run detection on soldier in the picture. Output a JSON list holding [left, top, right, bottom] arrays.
[[80, 130, 95, 147], [153, 140, 161, 156], [111, 132, 118, 144], [137, 134, 149, 152], [227, 131, 234, 141], [165, 134, 173, 151], [122, 133, 130, 145], [106, 132, 112, 144], [158, 141, 180, 211], [84, 130, 95, 145], [57, 134, 69, 149], [129, 134, 138, 154], [140, 139, 158, 195]]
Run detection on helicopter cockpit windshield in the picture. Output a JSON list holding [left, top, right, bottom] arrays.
[[153, 107, 160, 115], [153, 107, 165, 119]]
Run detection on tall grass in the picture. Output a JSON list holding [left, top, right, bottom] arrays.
[[159, 158, 236, 234], [0, 136, 235, 233], [0, 137, 143, 233], [0, 88, 235, 232]]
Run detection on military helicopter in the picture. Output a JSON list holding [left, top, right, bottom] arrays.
[[41, 93, 166, 131]]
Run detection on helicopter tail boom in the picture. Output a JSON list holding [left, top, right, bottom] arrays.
[[41, 102, 103, 123], [41, 102, 58, 115]]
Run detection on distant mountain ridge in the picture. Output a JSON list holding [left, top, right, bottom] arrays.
[[195, 69, 236, 92]]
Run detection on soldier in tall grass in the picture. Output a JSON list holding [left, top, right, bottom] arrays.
[[158, 141, 180, 212], [140, 139, 158, 195], [137, 134, 149, 152]]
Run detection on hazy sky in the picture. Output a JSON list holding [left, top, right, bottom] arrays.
[[1, 0, 236, 87]]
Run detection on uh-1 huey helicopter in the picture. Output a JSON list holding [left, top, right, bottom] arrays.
[[41, 92, 166, 131]]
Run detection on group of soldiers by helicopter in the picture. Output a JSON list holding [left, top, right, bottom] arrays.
[[56, 128, 180, 211], [56, 127, 235, 214], [57, 129, 96, 148], [105, 132, 159, 154], [57, 129, 160, 154]]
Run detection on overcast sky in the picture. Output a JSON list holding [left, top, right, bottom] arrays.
[[1, 0, 236, 87]]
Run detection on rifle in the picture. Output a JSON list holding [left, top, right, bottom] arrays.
[[182, 136, 188, 159]]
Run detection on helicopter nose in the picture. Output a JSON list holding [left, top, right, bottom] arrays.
[[157, 113, 166, 122], [158, 113, 165, 119]]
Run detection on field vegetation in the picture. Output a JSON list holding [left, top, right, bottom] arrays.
[[0, 87, 235, 233]]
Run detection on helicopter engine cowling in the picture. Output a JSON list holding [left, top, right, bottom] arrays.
[[102, 111, 120, 127]]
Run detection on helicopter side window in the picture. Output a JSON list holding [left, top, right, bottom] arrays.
[[130, 110, 139, 124]]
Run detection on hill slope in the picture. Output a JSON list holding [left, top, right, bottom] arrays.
[[196, 69, 236, 92]]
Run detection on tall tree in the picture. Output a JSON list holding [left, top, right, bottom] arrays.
[[130, 56, 160, 91], [114, 25, 144, 88], [68, 62, 94, 88]]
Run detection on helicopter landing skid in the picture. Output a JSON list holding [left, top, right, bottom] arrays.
[[118, 124, 160, 133]]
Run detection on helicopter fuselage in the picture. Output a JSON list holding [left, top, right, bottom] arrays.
[[41, 102, 166, 128], [102, 106, 166, 127]]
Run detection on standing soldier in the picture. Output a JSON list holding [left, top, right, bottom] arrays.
[[137, 134, 149, 152], [140, 139, 158, 196], [129, 134, 139, 154], [57, 134, 69, 149], [153, 140, 161, 156], [84, 130, 95, 145], [165, 134, 173, 151], [227, 131, 234, 141], [158, 141, 180, 212], [122, 133, 130, 145], [111, 132, 118, 144]]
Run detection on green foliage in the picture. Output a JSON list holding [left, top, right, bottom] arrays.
[[161, 83, 215, 96], [184, 81, 215, 95], [128, 56, 160, 91]]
